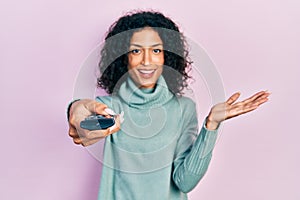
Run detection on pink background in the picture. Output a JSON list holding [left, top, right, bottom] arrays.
[[1, 0, 299, 199]]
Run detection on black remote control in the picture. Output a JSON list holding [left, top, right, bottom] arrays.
[[80, 115, 115, 130]]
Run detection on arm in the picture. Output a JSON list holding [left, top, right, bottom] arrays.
[[172, 90, 270, 193], [67, 99, 121, 146], [172, 105, 218, 193]]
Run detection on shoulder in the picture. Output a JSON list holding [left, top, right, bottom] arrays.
[[176, 96, 197, 119], [176, 96, 196, 111]]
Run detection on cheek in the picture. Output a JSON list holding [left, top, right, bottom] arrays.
[[127, 56, 133, 69], [127, 55, 141, 69], [154, 54, 164, 65]]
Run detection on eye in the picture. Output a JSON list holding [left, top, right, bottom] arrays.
[[153, 49, 162, 54], [130, 49, 141, 54]]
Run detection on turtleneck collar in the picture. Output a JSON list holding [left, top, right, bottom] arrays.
[[117, 76, 174, 109]]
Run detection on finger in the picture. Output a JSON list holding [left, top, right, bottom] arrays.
[[69, 113, 78, 127], [81, 138, 103, 147], [230, 96, 269, 118], [256, 92, 270, 98], [73, 137, 83, 145], [81, 130, 109, 146], [225, 103, 257, 120], [85, 101, 108, 115], [252, 95, 269, 107], [244, 92, 270, 108], [69, 112, 87, 129], [226, 92, 241, 105], [242, 91, 269, 104], [68, 125, 79, 138], [109, 115, 121, 134], [86, 129, 110, 139], [105, 108, 116, 115]]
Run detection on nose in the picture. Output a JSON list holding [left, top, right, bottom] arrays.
[[142, 49, 151, 65]]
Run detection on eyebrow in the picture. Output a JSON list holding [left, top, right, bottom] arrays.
[[129, 43, 163, 48]]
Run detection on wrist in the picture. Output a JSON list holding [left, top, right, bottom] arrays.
[[205, 117, 220, 130]]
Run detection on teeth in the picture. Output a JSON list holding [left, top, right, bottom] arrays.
[[139, 69, 155, 74]]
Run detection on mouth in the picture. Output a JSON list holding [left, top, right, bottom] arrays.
[[137, 69, 156, 78]]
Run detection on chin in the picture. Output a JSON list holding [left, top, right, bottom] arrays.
[[129, 72, 161, 89], [138, 79, 157, 89]]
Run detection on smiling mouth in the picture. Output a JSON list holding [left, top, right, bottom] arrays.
[[138, 69, 156, 74], [136, 69, 156, 79]]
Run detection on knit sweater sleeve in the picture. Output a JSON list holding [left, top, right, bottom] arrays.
[[172, 99, 219, 193]]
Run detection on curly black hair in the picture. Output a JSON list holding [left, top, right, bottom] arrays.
[[97, 10, 192, 95]]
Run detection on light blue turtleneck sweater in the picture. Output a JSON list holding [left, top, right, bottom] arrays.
[[96, 76, 218, 200]]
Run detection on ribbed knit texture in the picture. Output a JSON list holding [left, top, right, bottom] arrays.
[[96, 76, 218, 200]]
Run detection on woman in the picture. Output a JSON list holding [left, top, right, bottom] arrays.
[[68, 11, 270, 200]]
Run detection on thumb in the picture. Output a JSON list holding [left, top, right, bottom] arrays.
[[86, 101, 108, 115], [226, 92, 241, 105]]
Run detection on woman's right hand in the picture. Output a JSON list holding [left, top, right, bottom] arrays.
[[68, 99, 121, 146]]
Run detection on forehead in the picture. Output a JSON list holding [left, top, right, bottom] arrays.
[[130, 27, 163, 46]]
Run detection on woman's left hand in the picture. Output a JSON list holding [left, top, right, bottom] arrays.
[[206, 90, 271, 130]]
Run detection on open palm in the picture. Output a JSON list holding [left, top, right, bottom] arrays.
[[206, 91, 270, 130]]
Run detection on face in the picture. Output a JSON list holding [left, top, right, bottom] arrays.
[[127, 27, 164, 89]]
